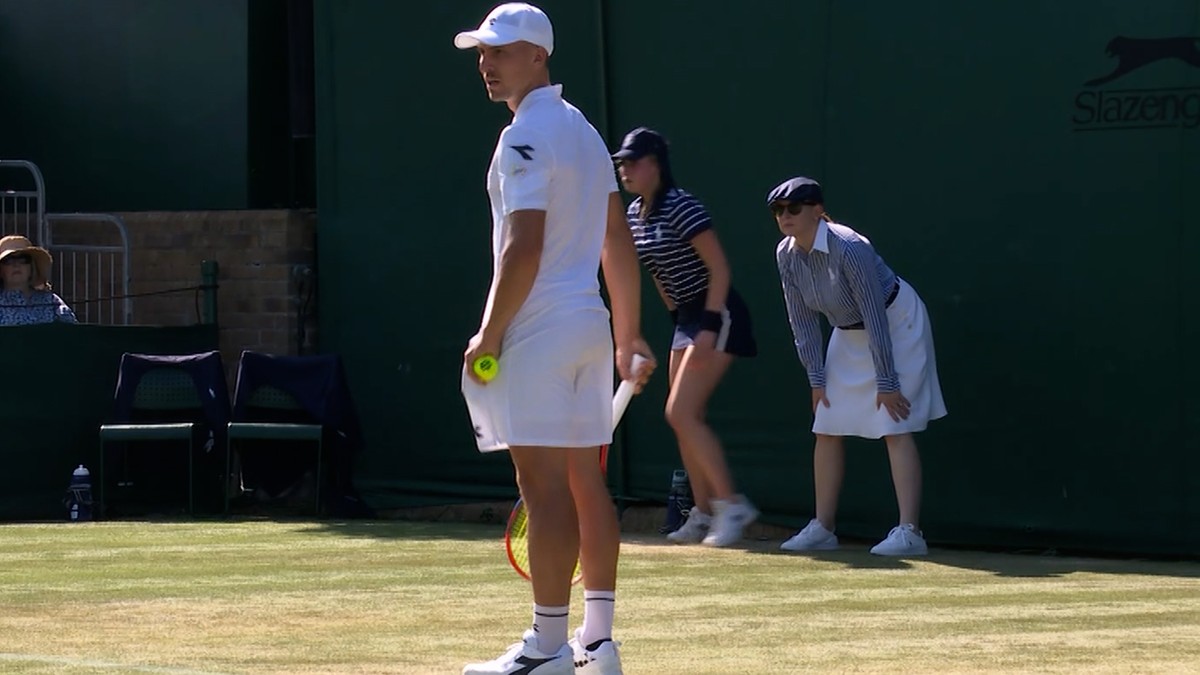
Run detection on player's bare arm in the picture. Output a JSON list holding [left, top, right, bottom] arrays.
[[601, 191, 655, 386], [464, 209, 545, 380], [689, 230, 731, 313], [683, 229, 731, 366]]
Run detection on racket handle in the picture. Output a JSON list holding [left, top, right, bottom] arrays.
[[612, 354, 650, 430]]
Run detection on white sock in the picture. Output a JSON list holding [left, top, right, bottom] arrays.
[[532, 604, 569, 654], [580, 590, 616, 648]]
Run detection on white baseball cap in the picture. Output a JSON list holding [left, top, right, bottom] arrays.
[[453, 3, 554, 56]]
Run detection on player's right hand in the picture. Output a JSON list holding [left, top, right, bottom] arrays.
[[616, 337, 656, 393], [812, 388, 831, 415], [464, 332, 502, 385]]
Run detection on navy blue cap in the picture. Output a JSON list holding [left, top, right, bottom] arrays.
[[612, 127, 668, 160], [766, 177, 823, 205]]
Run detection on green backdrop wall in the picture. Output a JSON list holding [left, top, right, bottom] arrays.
[[315, 0, 1200, 555], [0, 0, 302, 210]]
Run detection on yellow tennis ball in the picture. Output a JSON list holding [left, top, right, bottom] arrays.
[[473, 355, 498, 382]]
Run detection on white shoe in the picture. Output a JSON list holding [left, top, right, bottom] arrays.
[[702, 496, 758, 547], [666, 509, 711, 544], [569, 628, 623, 675], [869, 523, 929, 556], [463, 630, 573, 675], [780, 518, 839, 552]]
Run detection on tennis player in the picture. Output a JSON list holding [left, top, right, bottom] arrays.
[[455, 4, 653, 674]]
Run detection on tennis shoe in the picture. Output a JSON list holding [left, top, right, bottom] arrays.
[[870, 523, 929, 556], [702, 495, 758, 547], [780, 518, 840, 552], [462, 629, 573, 675], [569, 628, 623, 675], [666, 509, 711, 544]]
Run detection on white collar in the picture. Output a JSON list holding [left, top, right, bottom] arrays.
[[789, 219, 830, 253], [514, 84, 563, 119], [813, 219, 830, 253]]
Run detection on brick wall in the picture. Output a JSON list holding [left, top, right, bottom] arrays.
[[42, 209, 317, 386]]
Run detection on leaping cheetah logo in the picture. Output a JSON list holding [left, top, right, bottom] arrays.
[[1085, 36, 1200, 86]]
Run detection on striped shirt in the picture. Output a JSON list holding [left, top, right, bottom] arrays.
[[626, 188, 713, 305], [775, 219, 900, 392]]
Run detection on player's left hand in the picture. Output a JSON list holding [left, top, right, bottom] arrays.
[[616, 337, 656, 392], [464, 331, 503, 385], [876, 390, 911, 422]]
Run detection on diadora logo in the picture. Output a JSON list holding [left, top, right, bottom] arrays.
[[1073, 36, 1200, 132], [510, 144, 535, 160]]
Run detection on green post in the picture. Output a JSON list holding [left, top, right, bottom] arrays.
[[201, 260, 219, 325]]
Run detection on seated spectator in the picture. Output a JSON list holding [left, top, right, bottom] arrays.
[[0, 235, 77, 325]]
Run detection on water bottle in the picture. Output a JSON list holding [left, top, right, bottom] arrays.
[[65, 464, 94, 522], [660, 469, 693, 534]]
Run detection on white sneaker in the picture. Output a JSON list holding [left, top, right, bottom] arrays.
[[666, 509, 711, 544], [780, 518, 839, 552], [702, 496, 758, 547], [569, 628, 623, 675], [463, 630, 573, 675], [869, 523, 929, 556]]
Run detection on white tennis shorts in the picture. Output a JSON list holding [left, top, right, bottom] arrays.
[[813, 279, 947, 439], [462, 309, 614, 452]]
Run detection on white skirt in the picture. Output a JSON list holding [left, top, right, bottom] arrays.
[[462, 309, 614, 452], [812, 279, 947, 439]]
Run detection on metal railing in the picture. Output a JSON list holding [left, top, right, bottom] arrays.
[[44, 212, 132, 325], [0, 159, 47, 243], [2, 160, 157, 326]]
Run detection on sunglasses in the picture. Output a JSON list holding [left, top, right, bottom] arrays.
[[1, 254, 31, 265], [769, 201, 810, 217]]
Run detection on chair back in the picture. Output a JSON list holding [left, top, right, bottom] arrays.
[[245, 384, 304, 411], [132, 368, 202, 411]]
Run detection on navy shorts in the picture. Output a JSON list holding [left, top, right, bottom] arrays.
[[672, 287, 758, 358]]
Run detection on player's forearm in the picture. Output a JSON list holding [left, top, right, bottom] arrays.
[[704, 262, 731, 313], [602, 192, 642, 343], [602, 228, 642, 344], [480, 237, 541, 342], [688, 230, 730, 313]]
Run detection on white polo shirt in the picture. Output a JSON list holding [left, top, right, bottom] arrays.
[[486, 84, 617, 337]]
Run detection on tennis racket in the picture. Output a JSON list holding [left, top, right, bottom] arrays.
[[505, 354, 649, 584]]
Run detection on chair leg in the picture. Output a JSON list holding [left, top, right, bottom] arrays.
[[314, 440, 322, 516], [224, 436, 231, 517], [98, 440, 106, 520], [187, 438, 194, 516]]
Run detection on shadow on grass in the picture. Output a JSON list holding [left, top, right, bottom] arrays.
[[89, 514, 1200, 581], [919, 544, 1200, 579], [722, 534, 920, 570], [210, 499, 1200, 581], [731, 532, 1200, 579], [293, 518, 506, 542]]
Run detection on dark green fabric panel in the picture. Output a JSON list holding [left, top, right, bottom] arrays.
[[815, 0, 1199, 554], [0, 0, 296, 210], [315, 0, 1200, 555], [0, 324, 218, 520], [1179, 1, 1200, 546]]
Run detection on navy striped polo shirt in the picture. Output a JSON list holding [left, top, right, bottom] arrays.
[[626, 188, 712, 305]]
